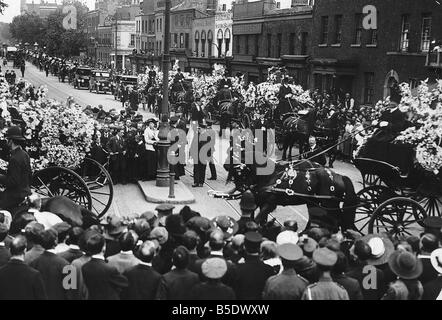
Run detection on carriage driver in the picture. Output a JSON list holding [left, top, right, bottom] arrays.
[[0, 126, 32, 213]]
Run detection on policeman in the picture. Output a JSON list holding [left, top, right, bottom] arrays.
[[302, 248, 349, 300], [0, 126, 32, 213], [190, 123, 210, 187]]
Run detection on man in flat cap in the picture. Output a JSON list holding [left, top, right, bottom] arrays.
[[233, 232, 274, 300], [302, 247, 349, 300], [107, 231, 141, 274], [190, 258, 236, 300], [237, 190, 257, 234], [263, 243, 309, 300], [121, 240, 162, 300], [0, 235, 47, 300]]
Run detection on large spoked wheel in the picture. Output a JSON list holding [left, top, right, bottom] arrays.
[[361, 173, 383, 188], [77, 158, 114, 218], [355, 186, 397, 235], [414, 182, 442, 217], [32, 167, 92, 211], [368, 197, 427, 238]]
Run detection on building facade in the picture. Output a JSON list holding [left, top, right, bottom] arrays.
[[20, 0, 62, 19], [311, 0, 442, 106], [231, 0, 313, 85]]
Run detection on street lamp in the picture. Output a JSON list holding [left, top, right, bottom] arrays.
[[156, 0, 172, 188]]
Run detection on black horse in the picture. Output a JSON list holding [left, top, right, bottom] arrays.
[[211, 151, 358, 233], [170, 80, 193, 120], [280, 108, 317, 161]]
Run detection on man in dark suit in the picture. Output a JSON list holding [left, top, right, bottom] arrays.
[[0, 126, 33, 211], [0, 223, 11, 267], [156, 246, 200, 300], [81, 232, 128, 300], [303, 136, 327, 166], [128, 86, 139, 112], [196, 229, 237, 287], [107, 231, 141, 274], [0, 235, 47, 300], [373, 84, 408, 142], [277, 77, 293, 119], [190, 123, 211, 187], [121, 240, 162, 300], [24, 222, 45, 265], [233, 232, 274, 300], [181, 230, 200, 274], [418, 233, 440, 285], [107, 128, 127, 184], [57, 227, 84, 263], [206, 120, 217, 180], [30, 229, 70, 300]]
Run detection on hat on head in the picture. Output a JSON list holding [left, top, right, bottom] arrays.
[[283, 220, 298, 232], [313, 247, 338, 267], [362, 234, 394, 266], [146, 118, 158, 125], [0, 211, 12, 230], [156, 204, 175, 226], [150, 227, 169, 245], [201, 257, 228, 280], [276, 230, 299, 245], [388, 250, 423, 280], [244, 231, 262, 254], [5, 126, 25, 141], [430, 248, 442, 274], [278, 243, 303, 262], [198, 123, 207, 129], [240, 190, 257, 212], [389, 83, 402, 105], [206, 119, 214, 127], [301, 236, 318, 254], [211, 215, 239, 240], [186, 216, 212, 234], [170, 116, 179, 125], [52, 222, 71, 237], [105, 215, 127, 236]]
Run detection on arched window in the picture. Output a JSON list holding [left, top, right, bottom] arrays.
[[201, 30, 206, 57], [224, 28, 231, 56], [207, 30, 213, 57], [194, 31, 200, 57], [217, 29, 223, 57]]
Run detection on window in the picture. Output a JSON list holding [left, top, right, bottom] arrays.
[[400, 14, 410, 52], [334, 15, 342, 44], [201, 30, 206, 57], [314, 74, 322, 90], [180, 33, 184, 48], [276, 2, 280, 8], [267, 33, 272, 57], [130, 34, 135, 46], [173, 33, 178, 47], [289, 33, 296, 54], [185, 33, 189, 49], [255, 34, 260, 56], [320, 16, 329, 44], [208, 30, 213, 56], [301, 32, 308, 55], [364, 72, 375, 104], [353, 14, 363, 45], [195, 31, 199, 56], [277, 33, 282, 57], [225, 29, 231, 55], [217, 29, 223, 57], [235, 36, 240, 54], [369, 29, 377, 45], [222, 4, 226, 11], [245, 35, 249, 54], [421, 14, 432, 52]]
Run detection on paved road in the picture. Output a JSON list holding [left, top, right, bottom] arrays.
[[16, 61, 366, 231]]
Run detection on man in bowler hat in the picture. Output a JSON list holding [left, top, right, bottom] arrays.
[[0, 126, 32, 211]]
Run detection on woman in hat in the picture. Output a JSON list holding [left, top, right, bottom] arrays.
[[382, 250, 424, 300], [143, 118, 159, 180], [0, 126, 32, 212]]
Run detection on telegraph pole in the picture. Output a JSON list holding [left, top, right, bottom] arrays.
[[156, 0, 172, 187]]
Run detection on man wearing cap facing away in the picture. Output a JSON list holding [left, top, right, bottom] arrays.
[[302, 247, 349, 300], [233, 232, 275, 300], [263, 243, 309, 300], [237, 190, 257, 234], [190, 257, 236, 300], [0, 126, 32, 212]]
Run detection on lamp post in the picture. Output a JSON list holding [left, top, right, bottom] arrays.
[[156, 0, 172, 187]]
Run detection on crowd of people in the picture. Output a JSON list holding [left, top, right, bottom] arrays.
[[0, 191, 441, 300]]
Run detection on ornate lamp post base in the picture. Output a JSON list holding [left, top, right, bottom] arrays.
[[156, 117, 170, 187]]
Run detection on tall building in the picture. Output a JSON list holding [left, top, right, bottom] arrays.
[[311, 0, 442, 105], [231, 0, 313, 84], [20, 0, 63, 19]]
